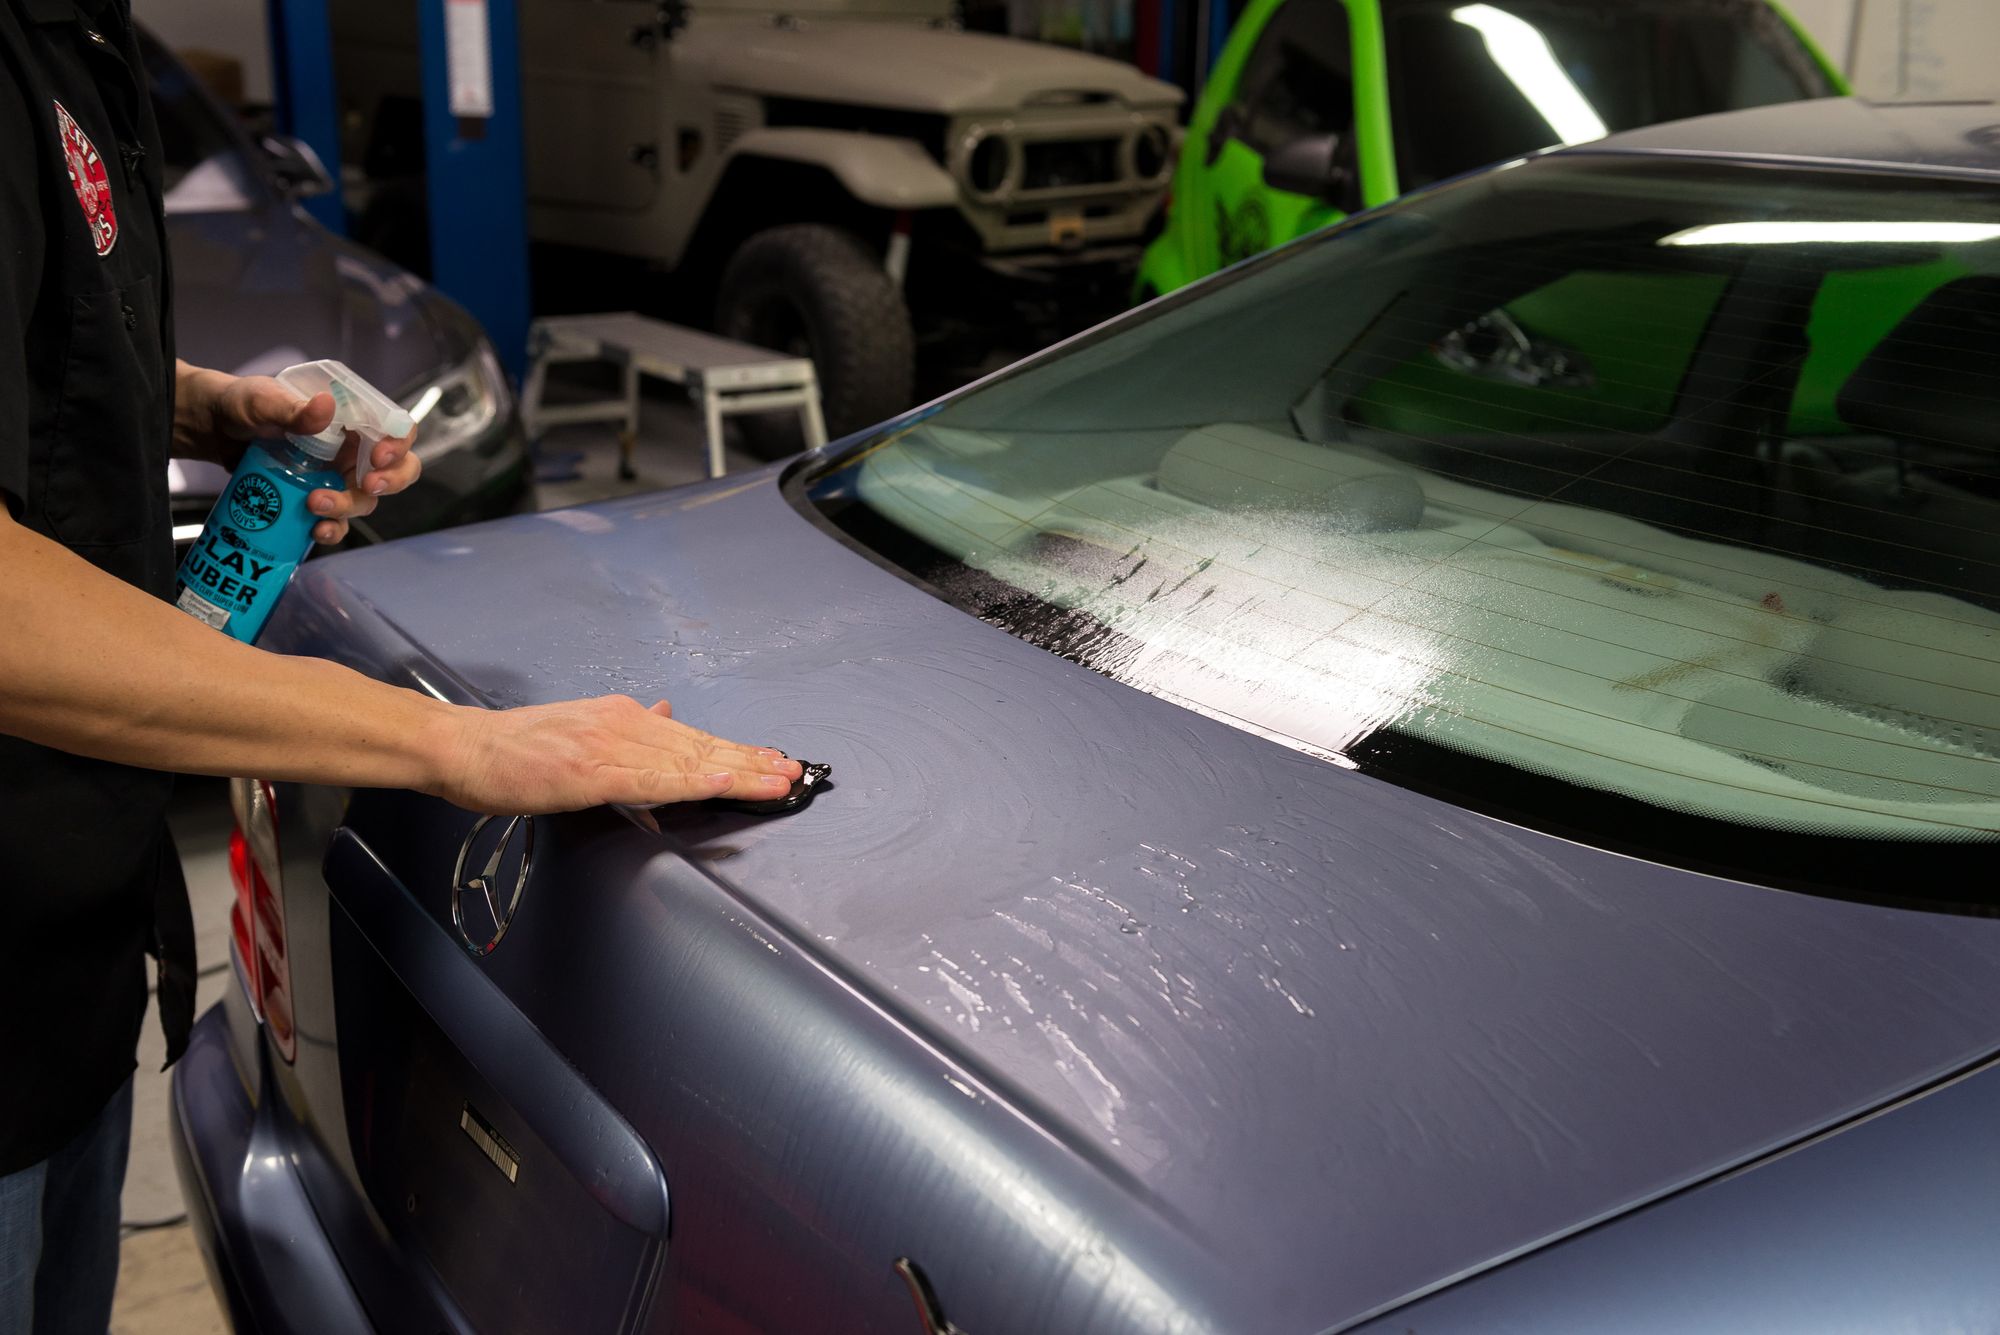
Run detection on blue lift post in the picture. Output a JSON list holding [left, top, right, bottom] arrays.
[[417, 0, 533, 381], [265, 0, 344, 232], [266, 0, 533, 380]]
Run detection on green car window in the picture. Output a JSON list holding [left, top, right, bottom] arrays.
[[1789, 259, 1967, 434], [1352, 270, 1731, 437], [808, 156, 2000, 903], [1198, 0, 1359, 270], [1386, 0, 1837, 189], [1137, 0, 1842, 303], [1231, 0, 1356, 156]]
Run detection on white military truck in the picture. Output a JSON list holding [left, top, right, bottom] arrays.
[[335, 0, 1182, 450]]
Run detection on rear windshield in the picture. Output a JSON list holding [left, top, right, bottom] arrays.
[[804, 156, 2000, 904], [1385, 0, 1834, 189]]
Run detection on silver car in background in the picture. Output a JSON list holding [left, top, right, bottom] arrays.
[[141, 26, 530, 551]]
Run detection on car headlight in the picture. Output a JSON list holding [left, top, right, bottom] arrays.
[[1131, 123, 1171, 182], [963, 130, 1013, 199], [403, 342, 508, 461]]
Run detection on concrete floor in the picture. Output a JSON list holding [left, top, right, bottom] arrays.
[[114, 383, 754, 1328]]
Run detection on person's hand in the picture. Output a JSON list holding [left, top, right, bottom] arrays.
[[437, 696, 806, 815], [173, 361, 422, 544], [308, 410, 421, 546]]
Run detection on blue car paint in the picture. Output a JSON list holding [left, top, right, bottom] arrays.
[[181, 468, 2000, 1333], [1351, 1053, 2000, 1333], [173, 101, 2000, 1333], [322, 828, 670, 1334], [170, 1011, 375, 1333]]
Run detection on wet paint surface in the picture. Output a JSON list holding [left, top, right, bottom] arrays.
[[280, 472, 2000, 1330]]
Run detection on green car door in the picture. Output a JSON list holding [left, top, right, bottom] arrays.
[[1137, 0, 1399, 298], [1137, 0, 1845, 301]]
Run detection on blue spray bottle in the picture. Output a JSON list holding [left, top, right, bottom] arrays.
[[174, 360, 413, 643]]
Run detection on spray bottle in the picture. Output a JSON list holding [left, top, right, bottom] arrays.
[[174, 360, 413, 643]]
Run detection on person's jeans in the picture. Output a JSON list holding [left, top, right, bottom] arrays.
[[0, 1078, 132, 1335]]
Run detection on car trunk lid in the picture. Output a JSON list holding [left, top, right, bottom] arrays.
[[286, 473, 2000, 1330]]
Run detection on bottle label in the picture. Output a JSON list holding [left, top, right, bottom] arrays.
[[175, 449, 332, 643], [177, 519, 292, 635], [175, 585, 231, 630], [226, 471, 286, 531]]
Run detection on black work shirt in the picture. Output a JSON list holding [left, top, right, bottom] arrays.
[[0, 0, 194, 1175]]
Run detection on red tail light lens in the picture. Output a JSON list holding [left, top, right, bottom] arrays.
[[227, 778, 295, 1063], [227, 828, 257, 1005]]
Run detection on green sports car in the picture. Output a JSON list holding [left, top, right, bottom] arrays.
[[1136, 0, 1844, 300]]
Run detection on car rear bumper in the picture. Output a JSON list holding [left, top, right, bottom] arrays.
[[170, 1004, 379, 1334]]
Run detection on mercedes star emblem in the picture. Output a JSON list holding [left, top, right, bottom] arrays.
[[451, 814, 534, 957]]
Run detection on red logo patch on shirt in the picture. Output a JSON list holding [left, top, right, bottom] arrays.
[[54, 100, 117, 257]]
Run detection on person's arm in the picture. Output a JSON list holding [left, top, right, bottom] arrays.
[[0, 504, 803, 813]]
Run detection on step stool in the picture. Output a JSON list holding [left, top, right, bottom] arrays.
[[520, 312, 829, 480]]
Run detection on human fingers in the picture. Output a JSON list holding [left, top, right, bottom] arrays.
[[639, 709, 801, 779], [308, 484, 376, 518], [355, 441, 421, 498], [286, 388, 337, 438], [304, 474, 387, 544], [368, 429, 418, 473], [446, 698, 802, 813], [601, 709, 802, 803], [603, 766, 737, 807], [585, 703, 793, 800], [225, 378, 332, 440], [598, 740, 794, 806]]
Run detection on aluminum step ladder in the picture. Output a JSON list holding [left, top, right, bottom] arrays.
[[520, 313, 828, 480]]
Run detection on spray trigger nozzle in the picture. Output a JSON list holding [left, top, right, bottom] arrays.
[[275, 359, 413, 461]]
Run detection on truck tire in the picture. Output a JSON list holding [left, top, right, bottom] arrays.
[[715, 224, 915, 459]]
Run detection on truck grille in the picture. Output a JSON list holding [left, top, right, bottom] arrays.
[[713, 96, 758, 154], [1021, 138, 1121, 191]]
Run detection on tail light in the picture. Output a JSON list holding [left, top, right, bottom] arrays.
[[228, 777, 295, 1063]]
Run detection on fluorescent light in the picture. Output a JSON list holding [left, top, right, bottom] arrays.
[[1452, 3, 1607, 145], [1661, 221, 2000, 246], [172, 523, 205, 543]]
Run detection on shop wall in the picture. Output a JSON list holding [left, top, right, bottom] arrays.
[[133, 0, 273, 104]]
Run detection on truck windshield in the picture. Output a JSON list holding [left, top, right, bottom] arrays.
[[804, 155, 2000, 901], [1384, 0, 1834, 189]]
